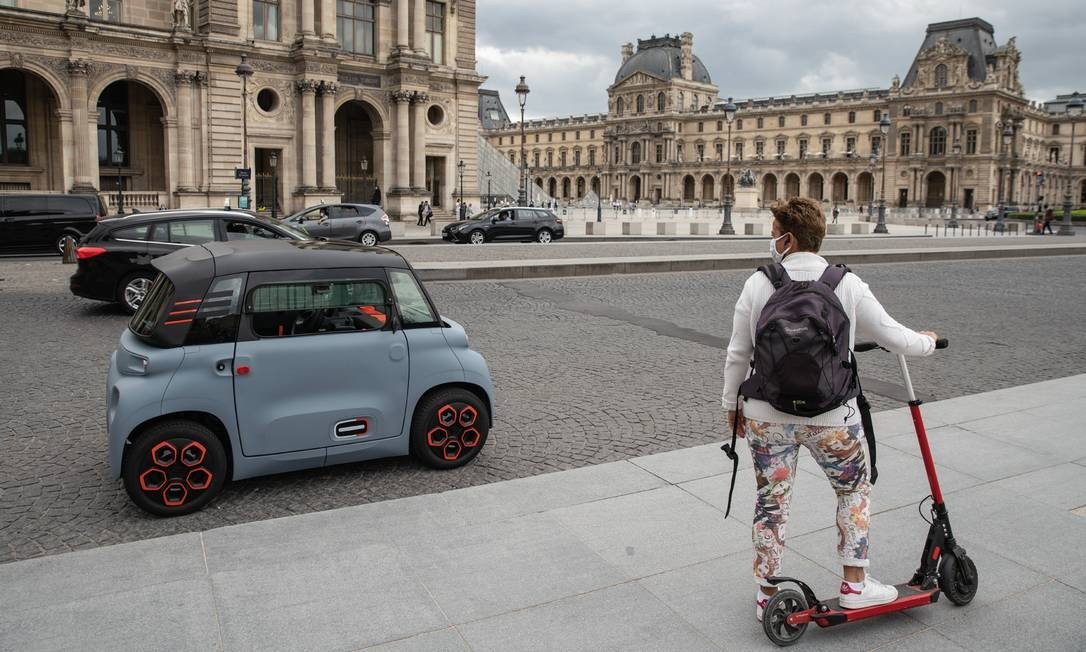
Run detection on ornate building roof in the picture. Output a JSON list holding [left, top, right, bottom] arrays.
[[903, 17, 1001, 88], [614, 35, 712, 85], [478, 89, 512, 130]]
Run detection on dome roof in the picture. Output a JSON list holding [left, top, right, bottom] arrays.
[[614, 36, 712, 85]]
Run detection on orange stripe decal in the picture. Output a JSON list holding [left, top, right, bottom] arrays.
[[169, 309, 198, 316], [174, 299, 203, 306], [163, 319, 193, 325]]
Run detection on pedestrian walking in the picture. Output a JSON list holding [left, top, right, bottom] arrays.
[[423, 201, 433, 225], [1043, 205, 1054, 234], [721, 197, 938, 623], [832, 204, 840, 223], [416, 201, 425, 226], [371, 182, 382, 207]]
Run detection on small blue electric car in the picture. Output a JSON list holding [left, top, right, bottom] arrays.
[[107, 239, 494, 516]]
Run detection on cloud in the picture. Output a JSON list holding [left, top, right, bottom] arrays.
[[475, 0, 1084, 116]]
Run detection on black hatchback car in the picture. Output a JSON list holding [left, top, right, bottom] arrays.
[[1, 193, 107, 254], [70, 209, 309, 313], [442, 207, 565, 244]]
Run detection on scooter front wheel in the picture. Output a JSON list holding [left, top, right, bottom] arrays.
[[939, 553, 979, 606], [763, 589, 809, 647]]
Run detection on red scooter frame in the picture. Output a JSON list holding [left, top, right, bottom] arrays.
[[761, 339, 979, 646]]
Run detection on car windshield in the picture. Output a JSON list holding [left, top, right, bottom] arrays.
[[256, 215, 309, 240]]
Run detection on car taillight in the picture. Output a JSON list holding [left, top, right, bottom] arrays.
[[76, 246, 107, 260], [381, 214, 390, 224], [556, 218, 563, 224]]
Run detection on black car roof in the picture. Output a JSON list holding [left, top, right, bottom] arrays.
[[196, 239, 410, 276]]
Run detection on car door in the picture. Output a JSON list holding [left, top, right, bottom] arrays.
[[328, 204, 362, 239], [232, 270, 410, 456], [291, 207, 333, 238], [490, 209, 514, 240], [516, 209, 539, 238], [1, 195, 44, 250]]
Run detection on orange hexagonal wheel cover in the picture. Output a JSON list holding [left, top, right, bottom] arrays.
[[459, 406, 478, 427], [427, 427, 449, 447], [180, 441, 206, 467], [151, 441, 178, 467], [186, 468, 213, 491], [139, 467, 168, 492]]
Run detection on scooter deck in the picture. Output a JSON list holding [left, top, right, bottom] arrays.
[[791, 584, 940, 628]]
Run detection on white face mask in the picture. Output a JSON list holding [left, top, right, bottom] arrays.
[[770, 234, 791, 264]]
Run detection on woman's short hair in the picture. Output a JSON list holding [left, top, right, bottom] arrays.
[[770, 197, 826, 252]]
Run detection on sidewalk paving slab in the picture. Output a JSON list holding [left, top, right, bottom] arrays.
[[2, 374, 1085, 651]]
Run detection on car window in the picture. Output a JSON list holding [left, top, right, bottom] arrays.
[[497, 210, 513, 221], [112, 224, 151, 241], [3, 197, 39, 216], [517, 209, 538, 222], [357, 206, 376, 217], [337, 205, 360, 218], [389, 269, 438, 326], [224, 220, 283, 241], [248, 279, 389, 337], [166, 220, 216, 245], [296, 208, 325, 222], [130, 273, 175, 338]]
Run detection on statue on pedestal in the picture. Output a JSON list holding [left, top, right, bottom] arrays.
[[173, 0, 191, 30], [738, 168, 756, 188]]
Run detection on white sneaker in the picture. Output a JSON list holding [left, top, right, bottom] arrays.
[[838, 577, 898, 609]]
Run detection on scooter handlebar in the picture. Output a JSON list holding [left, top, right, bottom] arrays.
[[854, 338, 949, 353]]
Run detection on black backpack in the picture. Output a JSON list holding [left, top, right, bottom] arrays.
[[720, 263, 878, 517]]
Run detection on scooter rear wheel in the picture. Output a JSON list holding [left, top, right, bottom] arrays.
[[939, 553, 979, 606], [763, 589, 809, 647]]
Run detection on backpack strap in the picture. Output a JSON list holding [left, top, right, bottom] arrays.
[[818, 263, 851, 291], [757, 263, 791, 290]]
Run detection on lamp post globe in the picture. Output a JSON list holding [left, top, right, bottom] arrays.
[[718, 97, 738, 235], [515, 76, 530, 206], [1059, 92, 1083, 236], [235, 55, 254, 209], [874, 113, 891, 233]]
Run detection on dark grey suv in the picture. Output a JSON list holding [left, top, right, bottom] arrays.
[[282, 203, 392, 246]]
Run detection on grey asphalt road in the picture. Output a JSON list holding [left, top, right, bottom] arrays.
[[1, 254, 1084, 563]]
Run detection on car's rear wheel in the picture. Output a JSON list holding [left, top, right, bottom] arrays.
[[469, 230, 486, 245], [118, 272, 154, 314], [359, 231, 378, 246], [536, 228, 553, 244], [410, 388, 490, 469], [122, 420, 227, 517]]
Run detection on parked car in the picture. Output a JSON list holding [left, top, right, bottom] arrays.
[[282, 203, 392, 246], [442, 206, 565, 244], [107, 238, 493, 516], [70, 209, 309, 313], [0, 193, 108, 254]]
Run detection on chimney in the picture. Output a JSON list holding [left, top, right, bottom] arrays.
[[680, 32, 694, 81], [621, 42, 634, 63]]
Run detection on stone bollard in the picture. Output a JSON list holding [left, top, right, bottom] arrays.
[[827, 223, 847, 235], [657, 222, 677, 235], [586, 221, 609, 235], [62, 235, 77, 264], [689, 222, 711, 235], [388, 222, 406, 238], [744, 223, 764, 236], [850, 223, 871, 235], [622, 222, 643, 235]]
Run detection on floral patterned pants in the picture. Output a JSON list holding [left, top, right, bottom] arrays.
[[746, 419, 871, 581]]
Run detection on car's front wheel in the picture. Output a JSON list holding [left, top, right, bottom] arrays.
[[468, 230, 486, 245], [410, 388, 490, 469], [118, 271, 155, 314], [122, 420, 228, 517], [359, 231, 378, 246]]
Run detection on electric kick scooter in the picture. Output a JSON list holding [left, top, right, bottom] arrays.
[[762, 338, 979, 646]]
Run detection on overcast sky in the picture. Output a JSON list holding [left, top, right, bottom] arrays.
[[476, 0, 1083, 120]]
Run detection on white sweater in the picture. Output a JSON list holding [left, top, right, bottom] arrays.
[[721, 252, 935, 426]]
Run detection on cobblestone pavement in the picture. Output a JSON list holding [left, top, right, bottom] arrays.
[[387, 233, 1086, 263], [1, 255, 1085, 562]]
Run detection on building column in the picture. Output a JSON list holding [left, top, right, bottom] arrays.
[[391, 91, 411, 190], [175, 71, 196, 191], [296, 80, 319, 190], [396, 0, 409, 48], [318, 82, 337, 190], [410, 92, 428, 189], [412, 0, 427, 54], [68, 60, 96, 192], [320, 0, 336, 40], [300, 0, 315, 35], [57, 109, 75, 195]]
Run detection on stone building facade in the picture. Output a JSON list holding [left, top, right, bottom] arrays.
[[0, 0, 484, 220], [485, 20, 1086, 213]]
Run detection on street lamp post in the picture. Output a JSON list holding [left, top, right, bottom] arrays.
[[595, 168, 602, 222], [269, 152, 278, 220], [1058, 92, 1083, 236], [515, 76, 530, 206], [718, 97, 737, 235], [948, 139, 961, 229], [874, 113, 891, 233], [995, 120, 1014, 233], [457, 159, 466, 219], [485, 171, 492, 209], [867, 152, 877, 220], [235, 55, 254, 210], [112, 146, 125, 215]]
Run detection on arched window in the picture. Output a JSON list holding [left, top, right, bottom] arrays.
[[657, 92, 665, 112], [616, 97, 623, 116], [692, 94, 699, 110], [935, 64, 948, 88], [1, 70, 30, 165], [929, 127, 947, 156], [636, 95, 644, 113], [630, 142, 641, 164]]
